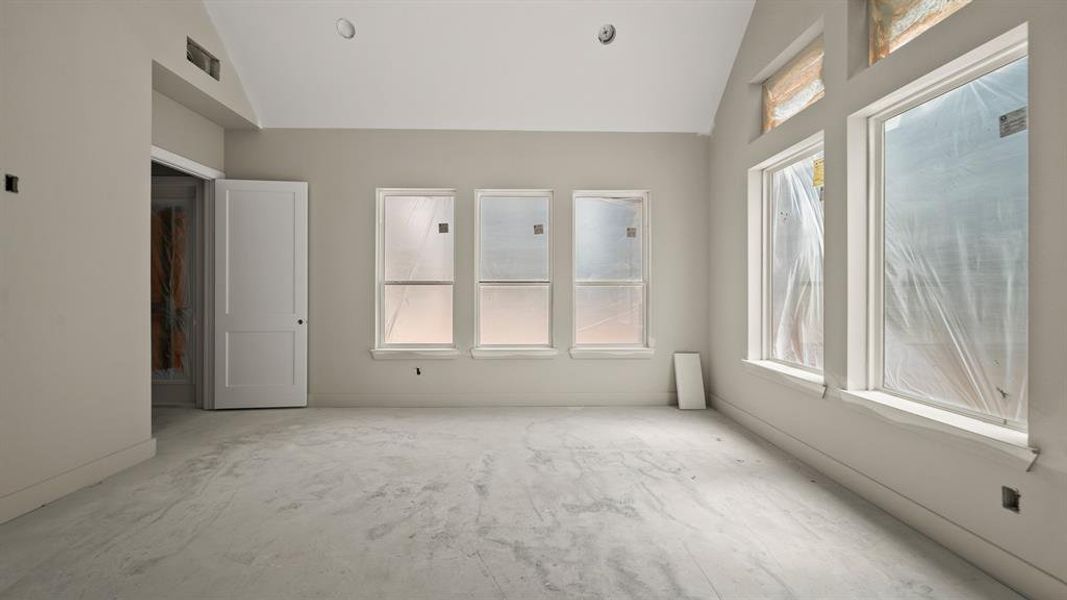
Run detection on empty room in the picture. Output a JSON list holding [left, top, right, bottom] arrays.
[[1, 0, 1064, 598]]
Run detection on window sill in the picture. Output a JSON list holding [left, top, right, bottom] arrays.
[[370, 347, 461, 360], [837, 389, 1038, 470], [569, 347, 654, 360], [470, 347, 559, 360], [741, 359, 826, 397]]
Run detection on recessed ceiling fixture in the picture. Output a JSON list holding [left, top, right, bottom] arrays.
[[336, 18, 355, 40], [598, 24, 616, 45]]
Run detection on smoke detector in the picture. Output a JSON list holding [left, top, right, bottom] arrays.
[[336, 18, 355, 40], [598, 24, 616, 45]]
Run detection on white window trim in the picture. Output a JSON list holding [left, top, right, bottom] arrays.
[[845, 24, 1032, 433], [471, 347, 559, 360], [371, 347, 462, 360], [472, 189, 556, 355], [836, 388, 1037, 470], [745, 132, 826, 395], [372, 187, 458, 358], [570, 190, 653, 358]]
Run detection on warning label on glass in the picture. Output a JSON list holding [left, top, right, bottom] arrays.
[[999, 107, 1027, 138]]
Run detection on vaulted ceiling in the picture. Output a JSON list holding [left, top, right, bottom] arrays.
[[205, 1, 754, 133]]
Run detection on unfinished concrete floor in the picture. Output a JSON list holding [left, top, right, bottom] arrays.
[[0, 407, 1018, 599]]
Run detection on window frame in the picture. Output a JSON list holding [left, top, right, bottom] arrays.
[[745, 133, 826, 391], [373, 187, 457, 354], [570, 190, 653, 356], [847, 28, 1028, 431], [761, 137, 825, 375], [473, 189, 555, 353]]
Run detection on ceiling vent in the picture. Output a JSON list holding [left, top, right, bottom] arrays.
[[187, 37, 221, 80]]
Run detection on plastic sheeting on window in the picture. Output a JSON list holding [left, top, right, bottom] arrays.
[[768, 152, 824, 370], [762, 37, 825, 133], [574, 195, 646, 346], [479, 285, 551, 346], [882, 56, 1027, 424], [382, 195, 454, 344], [480, 195, 549, 281], [869, 0, 972, 64], [478, 194, 551, 345]]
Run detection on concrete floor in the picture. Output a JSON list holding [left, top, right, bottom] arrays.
[[0, 407, 1019, 600]]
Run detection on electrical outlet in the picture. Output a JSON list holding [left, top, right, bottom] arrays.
[[415, 367, 422, 376], [5, 174, 18, 193], [1001, 486, 1020, 513]]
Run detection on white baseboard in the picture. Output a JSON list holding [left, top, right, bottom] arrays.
[[0, 437, 157, 525], [712, 395, 1067, 600], [310, 391, 676, 408]]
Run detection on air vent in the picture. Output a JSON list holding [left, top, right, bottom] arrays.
[[186, 37, 220, 81]]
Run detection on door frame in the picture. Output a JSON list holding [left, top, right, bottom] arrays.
[[151, 145, 224, 409]]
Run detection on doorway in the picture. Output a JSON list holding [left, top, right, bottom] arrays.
[[149, 146, 223, 410], [151, 162, 202, 408]]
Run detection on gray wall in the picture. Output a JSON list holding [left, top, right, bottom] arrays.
[[0, 0, 256, 523], [225, 129, 710, 407], [706, 0, 1067, 597], [152, 91, 225, 172]]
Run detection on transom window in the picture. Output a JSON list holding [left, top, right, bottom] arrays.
[[375, 188, 455, 347], [476, 190, 552, 347], [869, 0, 972, 64], [762, 37, 825, 132], [572, 191, 650, 348]]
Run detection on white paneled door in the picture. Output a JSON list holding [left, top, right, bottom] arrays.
[[214, 180, 308, 409]]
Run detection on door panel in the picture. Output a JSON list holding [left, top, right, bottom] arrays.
[[214, 179, 308, 409]]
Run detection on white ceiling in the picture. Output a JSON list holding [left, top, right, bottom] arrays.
[[205, 1, 754, 133]]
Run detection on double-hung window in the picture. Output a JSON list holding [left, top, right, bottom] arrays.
[[375, 188, 455, 351], [861, 40, 1028, 428], [572, 191, 651, 353], [747, 135, 825, 383], [475, 190, 553, 350]]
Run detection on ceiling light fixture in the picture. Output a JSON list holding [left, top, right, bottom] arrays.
[[336, 18, 355, 40], [598, 24, 616, 45]]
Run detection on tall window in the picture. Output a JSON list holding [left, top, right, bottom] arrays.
[[762, 37, 825, 132], [766, 145, 825, 371], [476, 190, 552, 347], [871, 52, 1028, 427], [573, 191, 650, 348], [375, 189, 454, 347], [869, 0, 971, 64]]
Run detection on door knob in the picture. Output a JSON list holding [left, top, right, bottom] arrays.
[[298, 319, 305, 325]]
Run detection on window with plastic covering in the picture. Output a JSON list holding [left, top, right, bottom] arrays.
[[573, 191, 649, 347], [376, 189, 455, 347], [874, 54, 1028, 427], [869, 0, 972, 65], [765, 147, 824, 371], [762, 37, 825, 133], [476, 191, 552, 347]]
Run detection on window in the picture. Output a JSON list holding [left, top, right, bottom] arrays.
[[868, 48, 1028, 427], [869, 0, 971, 64], [762, 37, 825, 132], [475, 190, 552, 348], [572, 191, 650, 351], [747, 136, 825, 378], [375, 189, 454, 348]]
